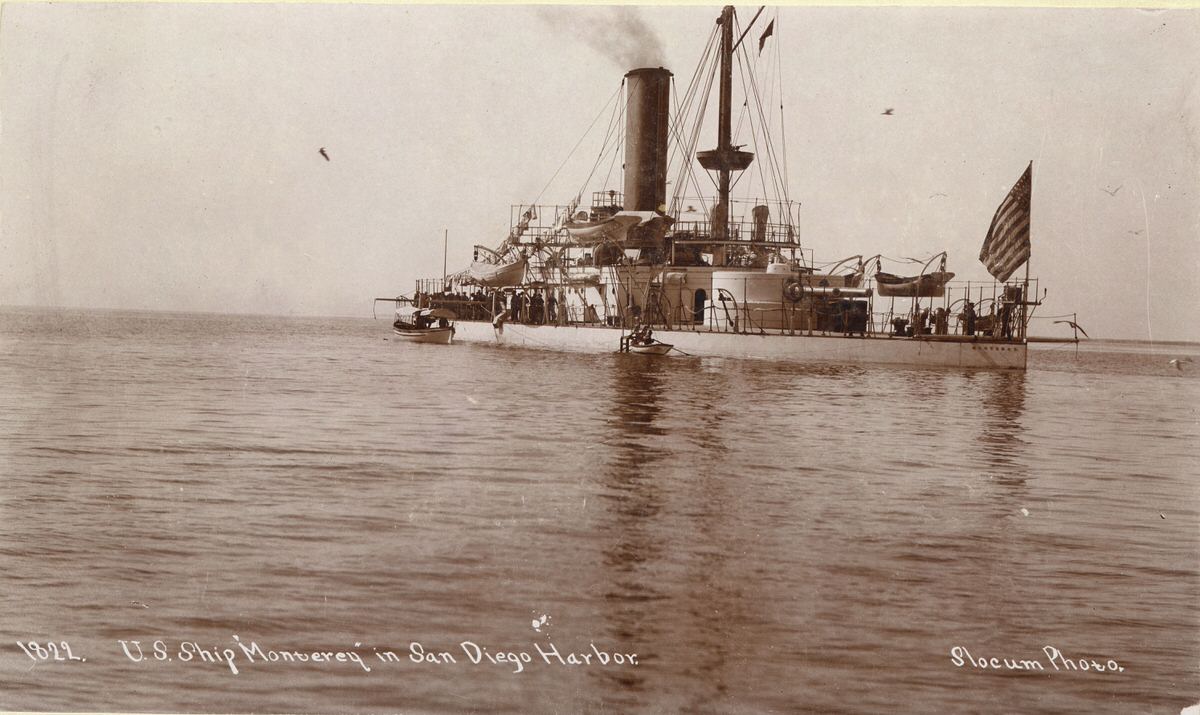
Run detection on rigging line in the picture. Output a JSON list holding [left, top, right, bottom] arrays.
[[597, 85, 628, 182], [747, 48, 786, 208], [743, 38, 787, 208], [686, 31, 720, 197], [676, 25, 724, 211], [599, 93, 627, 193], [731, 5, 766, 53], [751, 10, 787, 210], [690, 34, 720, 141], [672, 33, 705, 121], [734, 45, 771, 208], [672, 25, 720, 147], [666, 76, 686, 181], [678, 23, 720, 117], [669, 93, 700, 186], [676, 22, 722, 203], [730, 13, 752, 144], [774, 13, 791, 208], [672, 101, 705, 214], [668, 81, 689, 215], [582, 82, 628, 200], [748, 12, 778, 172], [601, 130, 622, 194], [733, 47, 771, 208], [684, 36, 722, 212], [733, 42, 781, 211], [678, 25, 723, 202], [669, 71, 708, 201], [531, 82, 624, 208], [672, 25, 718, 177], [745, 30, 787, 203], [669, 79, 701, 216], [593, 89, 622, 161], [698, 42, 721, 194]]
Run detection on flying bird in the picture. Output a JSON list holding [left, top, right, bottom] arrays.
[[1127, 229, 1143, 236], [1053, 320, 1089, 338], [881, 108, 894, 116], [1101, 185, 1122, 196], [930, 192, 948, 199], [318, 147, 330, 161]]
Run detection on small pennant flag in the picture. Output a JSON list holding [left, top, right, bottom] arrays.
[[979, 162, 1033, 282], [758, 20, 775, 54]]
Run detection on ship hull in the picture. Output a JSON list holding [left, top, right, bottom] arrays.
[[455, 320, 1026, 370]]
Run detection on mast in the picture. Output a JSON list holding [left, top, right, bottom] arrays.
[[716, 6, 734, 226], [698, 5, 754, 241]]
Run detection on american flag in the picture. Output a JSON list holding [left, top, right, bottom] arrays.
[[979, 162, 1032, 282]]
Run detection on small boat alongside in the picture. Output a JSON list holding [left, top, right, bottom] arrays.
[[621, 325, 673, 355], [393, 308, 457, 344], [628, 341, 673, 355]]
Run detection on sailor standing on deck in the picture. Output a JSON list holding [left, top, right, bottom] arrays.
[[963, 301, 977, 336], [510, 290, 522, 323], [530, 291, 545, 325], [934, 307, 949, 335]]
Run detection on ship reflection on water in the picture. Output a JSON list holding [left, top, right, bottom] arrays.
[[592, 355, 668, 702], [592, 355, 751, 709], [589, 357, 1044, 710], [974, 370, 1029, 477]]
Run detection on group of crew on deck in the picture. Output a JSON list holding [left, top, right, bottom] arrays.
[[414, 289, 500, 321], [505, 289, 559, 325], [416, 287, 562, 325], [890, 300, 1015, 339]]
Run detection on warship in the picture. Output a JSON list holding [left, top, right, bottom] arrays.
[[381, 6, 1051, 370]]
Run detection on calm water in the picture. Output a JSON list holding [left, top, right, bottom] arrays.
[[1, 308, 1197, 713]]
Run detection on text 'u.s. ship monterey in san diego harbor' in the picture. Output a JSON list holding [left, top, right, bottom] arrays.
[[378, 5, 1075, 370]]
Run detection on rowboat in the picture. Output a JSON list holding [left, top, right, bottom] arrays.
[[623, 324, 673, 355], [628, 340, 673, 355]]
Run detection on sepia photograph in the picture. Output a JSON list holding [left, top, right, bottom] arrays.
[[1, 2, 1198, 712]]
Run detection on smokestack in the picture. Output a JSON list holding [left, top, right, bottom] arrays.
[[623, 67, 672, 213]]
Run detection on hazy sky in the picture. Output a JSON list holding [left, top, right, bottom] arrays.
[[2, 3, 1197, 341]]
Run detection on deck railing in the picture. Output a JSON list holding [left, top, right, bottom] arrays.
[[412, 274, 1035, 344]]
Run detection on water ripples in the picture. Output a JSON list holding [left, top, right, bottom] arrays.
[[0, 308, 1197, 713]]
